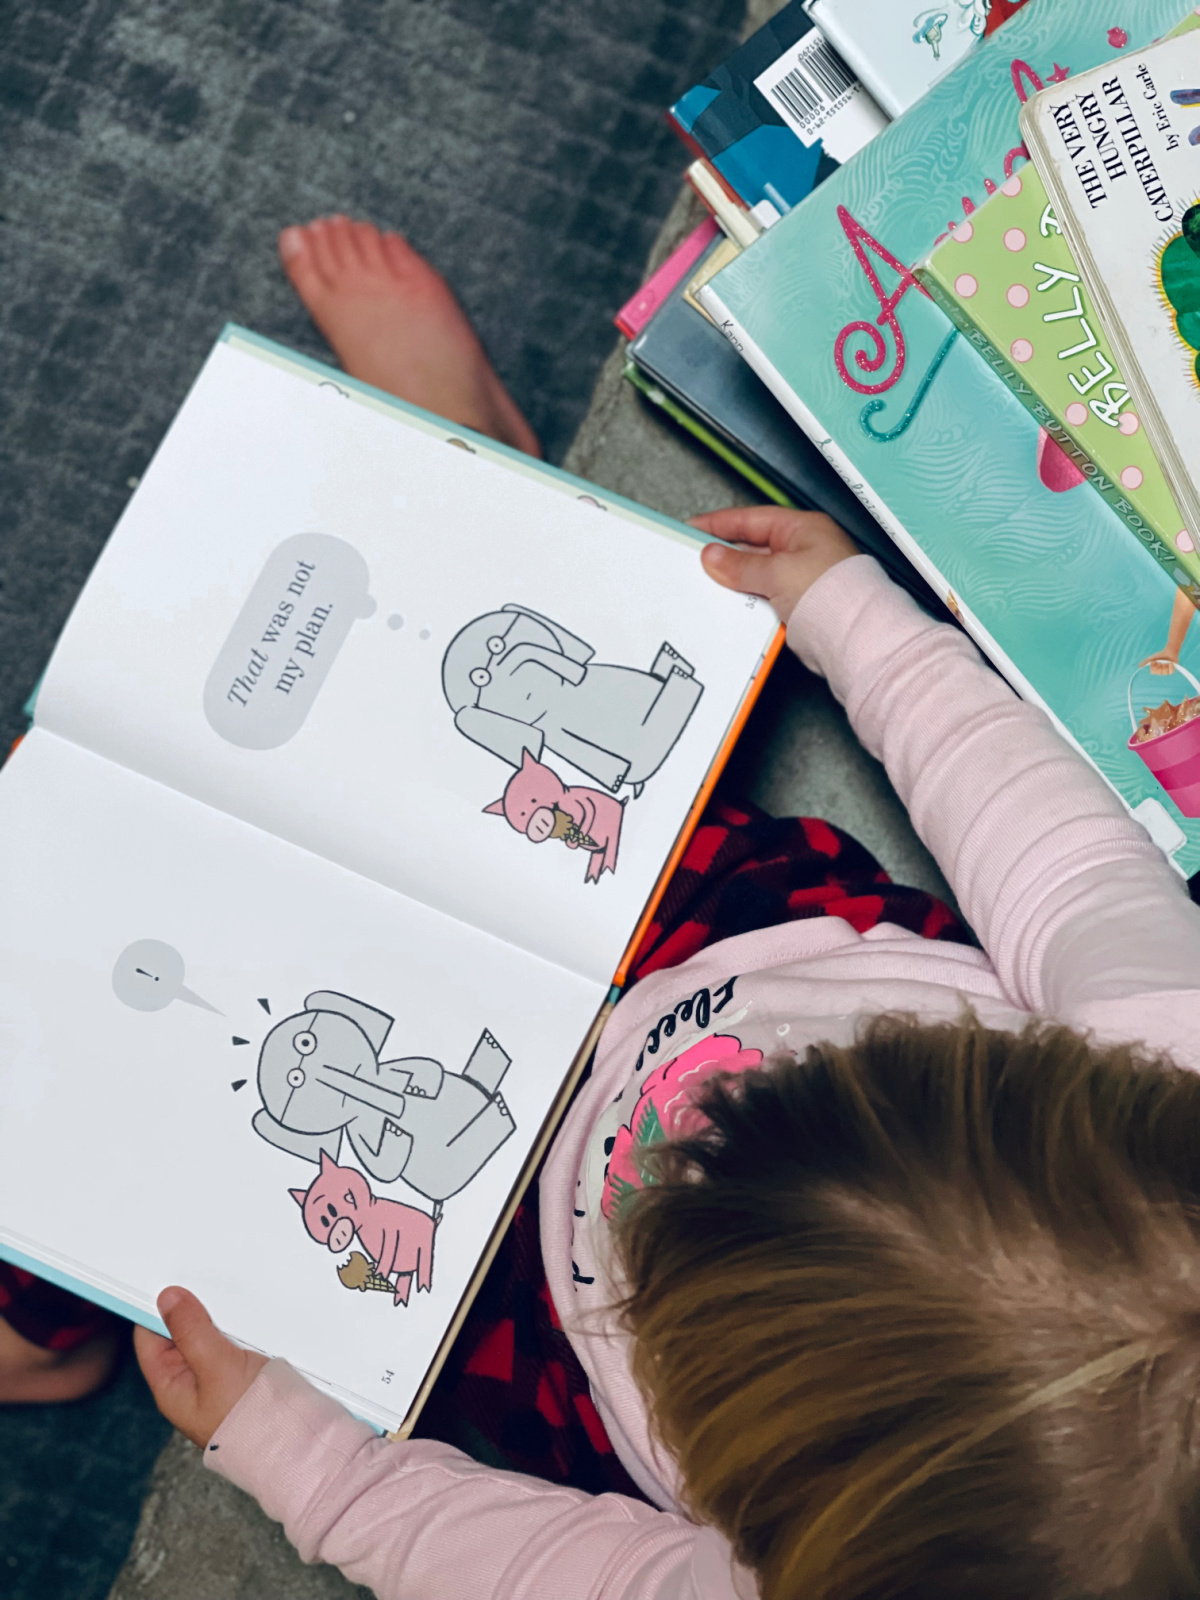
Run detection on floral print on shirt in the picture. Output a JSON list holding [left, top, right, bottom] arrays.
[[600, 1034, 763, 1223]]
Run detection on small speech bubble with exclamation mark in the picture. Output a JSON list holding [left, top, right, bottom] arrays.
[[111, 940, 221, 1014]]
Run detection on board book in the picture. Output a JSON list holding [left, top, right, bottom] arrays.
[[916, 153, 1200, 598], [1021, 28, 1200, 572], [0, 327, 780, 1433], [698, 0, 1200, 873]]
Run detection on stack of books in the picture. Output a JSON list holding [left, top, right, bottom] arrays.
[[616, 0, 1200, 884]]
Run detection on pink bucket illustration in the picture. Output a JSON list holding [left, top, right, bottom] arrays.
[[1127, 661, 1200, 818]]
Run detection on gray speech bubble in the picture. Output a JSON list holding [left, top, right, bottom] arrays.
[[112, 939, 221, 1014], [203, 533, 376, 749]]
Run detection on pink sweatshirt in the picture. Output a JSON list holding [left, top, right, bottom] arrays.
[[205, 557, 1200, 1599]]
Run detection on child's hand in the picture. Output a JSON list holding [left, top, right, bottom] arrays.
[[134, 1287, 268, 1449], [692, 506, 859, 621]]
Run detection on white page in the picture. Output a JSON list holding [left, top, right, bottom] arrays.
[[0, 731, 603, 1431], [35, 335, 779, 986]]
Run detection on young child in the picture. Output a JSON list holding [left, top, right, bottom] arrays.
[[39, 217, 1200, 1595]]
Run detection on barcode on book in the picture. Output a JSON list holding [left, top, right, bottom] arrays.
[[753, 28, 887, 164], [769, 36, 853, 131]]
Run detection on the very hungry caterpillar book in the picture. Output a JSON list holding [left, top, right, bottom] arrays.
[[699, 0, 1200, 872], [0, 328, 779, 1433]]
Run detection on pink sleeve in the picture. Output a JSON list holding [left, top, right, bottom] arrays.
[[786, 558, 1200, 1045], [205, 1361, 749, 1600]]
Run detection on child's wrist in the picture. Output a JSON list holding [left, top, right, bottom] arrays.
[[772, 547, 859, 622]]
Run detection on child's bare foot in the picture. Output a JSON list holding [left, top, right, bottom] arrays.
[[0, 1316, 121, 1404], [278, 217, 541, 458]]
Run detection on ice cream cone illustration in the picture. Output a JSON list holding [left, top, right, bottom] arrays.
[[339, 1251, 394, 1294]]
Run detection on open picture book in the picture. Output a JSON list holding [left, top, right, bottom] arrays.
[[0, 328, 780, 1432]]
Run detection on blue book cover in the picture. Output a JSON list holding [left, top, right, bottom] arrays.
[[668, 0, 886, 212], [701, 0, 1200, 877]]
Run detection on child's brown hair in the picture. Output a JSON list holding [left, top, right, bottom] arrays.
[[616, 1013, 1200, 1600]]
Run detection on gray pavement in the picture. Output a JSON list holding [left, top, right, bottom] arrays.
[[109, 1432, 371, 1600]]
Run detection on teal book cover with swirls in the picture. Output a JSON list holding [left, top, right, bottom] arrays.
[[702, 0, 1200, 877]]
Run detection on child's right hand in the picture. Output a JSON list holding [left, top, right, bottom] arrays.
[[692, 506, 859, 622], [134, 1287, 268, 1449]]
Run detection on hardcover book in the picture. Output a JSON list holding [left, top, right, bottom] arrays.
[[0, 328, 779, 1434], [667, 0, 887, 214], [1022, 28, 1200, 570], [917, 156, 1200, 596], [699, 0, 1200, 871]]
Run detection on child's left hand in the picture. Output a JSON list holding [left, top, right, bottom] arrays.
[[134, 1287, 268, 1448], [691, 506, 859, 621]]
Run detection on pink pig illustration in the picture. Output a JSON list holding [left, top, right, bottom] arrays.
[[292, 1151, 436, 1306], [484, 748, 624, 883]]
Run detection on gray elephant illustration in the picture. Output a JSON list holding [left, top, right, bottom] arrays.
[[442, 605, 704, 796], [252, 991, 514, 1203]]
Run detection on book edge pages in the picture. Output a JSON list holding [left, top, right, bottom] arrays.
[[622, 358, 798, 505], [612, 623, 786, 988], [391, 995, 615, 1438]]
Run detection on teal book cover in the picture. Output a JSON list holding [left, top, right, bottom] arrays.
[[702, 0, 1200, 876]]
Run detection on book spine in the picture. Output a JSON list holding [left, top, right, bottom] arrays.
[[664, 109, 712, 169], [917, 269, 1200, 600], [613, 217, 719, 340], [694, 280, 1104, 767], [621, 359, 798, 508], [686, 160, 762, 249]]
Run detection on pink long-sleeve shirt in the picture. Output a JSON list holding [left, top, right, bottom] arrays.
[[205, 556, 1200, 1599]]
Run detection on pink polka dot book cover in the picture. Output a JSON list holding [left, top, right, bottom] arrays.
[[917, 154, 1200, 599], [698, 0, 1200, 877], [1021, 25, 1200, 611]]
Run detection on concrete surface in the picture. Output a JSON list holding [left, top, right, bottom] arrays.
[[108, 1432, 371, 1600]]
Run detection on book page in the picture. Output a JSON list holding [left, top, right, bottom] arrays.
[[34, 335, 778, 987], [0, 731, 603, 1431]]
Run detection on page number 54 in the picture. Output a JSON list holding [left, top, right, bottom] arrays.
[[381, 1370, 394, 1385]]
